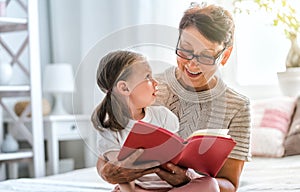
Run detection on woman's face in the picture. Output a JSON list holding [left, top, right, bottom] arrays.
[[126, 60, 158, 109], [176, 26, 225, 91]]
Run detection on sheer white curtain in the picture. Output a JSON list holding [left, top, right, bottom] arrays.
[[77, 0, 190, 115]]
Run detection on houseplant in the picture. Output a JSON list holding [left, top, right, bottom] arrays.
[[233, 0, 300, 67], [233, 0, 300, 96]]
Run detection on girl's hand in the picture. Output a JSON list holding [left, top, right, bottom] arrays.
[[156, 163, 191, 187], [99, 149, 160, 184]]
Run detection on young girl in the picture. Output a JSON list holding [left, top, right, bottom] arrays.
[[91, 50, 179, 192]]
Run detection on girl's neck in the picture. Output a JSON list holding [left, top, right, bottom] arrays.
[[130, 108, 145, 120]]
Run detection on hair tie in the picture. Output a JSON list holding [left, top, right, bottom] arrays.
[[106, 88, 112, 95]]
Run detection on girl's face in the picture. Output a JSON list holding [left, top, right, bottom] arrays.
[[176, 26, 225, 91], [126, 60, 158, 109]]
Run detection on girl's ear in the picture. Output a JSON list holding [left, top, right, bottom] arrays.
[[116, 81, 130, 96], [220, 46, 233, 66]]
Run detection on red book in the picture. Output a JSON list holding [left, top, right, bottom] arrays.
[[118, 121, 236, 177]]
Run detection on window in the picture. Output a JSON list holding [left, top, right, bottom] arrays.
[[234, 11, 289, 85]]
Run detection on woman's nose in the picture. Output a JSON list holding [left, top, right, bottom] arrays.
[[187, 59, 201, 68]]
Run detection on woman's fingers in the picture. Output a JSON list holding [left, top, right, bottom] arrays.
[[141, 166, 160, 175], [156, 163, 190, 187], [166, 163, 185, 175], [100, 149, 161, 184]]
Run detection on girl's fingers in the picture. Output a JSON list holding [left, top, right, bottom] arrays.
[[123, 149, 144, 165], [134, 161, 161, 170], [121, 149, 160, 169]]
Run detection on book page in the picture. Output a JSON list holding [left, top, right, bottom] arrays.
[[188, 129, 231, 139], [179, 134, 236, 177]]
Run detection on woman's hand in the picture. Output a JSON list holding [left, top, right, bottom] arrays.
[[98, 149, 160, 184], [156, 163, 191, 187]]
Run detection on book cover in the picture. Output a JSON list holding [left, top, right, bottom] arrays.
[[117, 121, 236, 177]]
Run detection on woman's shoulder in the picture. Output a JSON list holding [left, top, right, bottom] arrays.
[[154, 66, 175, 83], [225, 86, 250, 106]]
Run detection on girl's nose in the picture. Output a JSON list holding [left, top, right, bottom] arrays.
[[152, 78, 158, 86]]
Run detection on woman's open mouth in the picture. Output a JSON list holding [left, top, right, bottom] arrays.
[[185, 67, 202, 78]]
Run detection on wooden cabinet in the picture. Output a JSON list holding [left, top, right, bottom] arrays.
[[0, 0, 45, 180]]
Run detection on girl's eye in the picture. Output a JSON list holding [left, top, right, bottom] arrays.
[[145, 74, 152, 80]]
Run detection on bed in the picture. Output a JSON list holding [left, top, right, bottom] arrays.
[[1, 96, 300, 191], [239, 155, 300, 191], [1, 155, 300, 192], [0, 167, 115, 192]]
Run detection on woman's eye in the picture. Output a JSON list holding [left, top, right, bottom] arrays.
[[200, 50, 215, 58], [182, 50, 193, 56], [200, 53, 214, 59], [181, 46, 193, 52]]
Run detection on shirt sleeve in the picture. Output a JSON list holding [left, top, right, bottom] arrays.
[[96, 129, 121, 156], [228, 102, 252, 161], [160, 106, 180, 134]]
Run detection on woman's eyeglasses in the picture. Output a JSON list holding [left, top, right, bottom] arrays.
[[175, 47, 225, 66], [175, 38, 225, 66]]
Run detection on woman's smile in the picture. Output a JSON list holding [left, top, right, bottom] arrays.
[[184, 65, 202, 78]]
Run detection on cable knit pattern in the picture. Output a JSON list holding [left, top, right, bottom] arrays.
[[155, 67, 252, 161]]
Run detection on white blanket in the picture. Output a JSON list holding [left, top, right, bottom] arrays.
[[1, 156, 300, 192], [0, 167, 114, 192], [0, 179, 114, 192], [238, 155, 300, 192]]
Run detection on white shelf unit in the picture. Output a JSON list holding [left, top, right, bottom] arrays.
[[0, 149, 33, 162], [0, 17, 27, 32], [0, 0, 45, 179]]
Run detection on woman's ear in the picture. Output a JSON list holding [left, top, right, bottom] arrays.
[[116, 81, 130, 96], [220, 46, 233, 66]]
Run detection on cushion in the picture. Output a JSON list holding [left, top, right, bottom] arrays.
[[250, 96, 297, 157], [284, 97, 300, 156]]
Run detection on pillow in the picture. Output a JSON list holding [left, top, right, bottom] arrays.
[[284, 97, 300, 156], [250, 96, 297, 157]]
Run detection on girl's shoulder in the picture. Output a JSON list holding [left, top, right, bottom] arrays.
[[145, 106, 179, 133], [146, 105, 173, 116], [146, 106, 178, 123]]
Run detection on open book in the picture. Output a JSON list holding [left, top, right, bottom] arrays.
[[118, 121, 236, 177]]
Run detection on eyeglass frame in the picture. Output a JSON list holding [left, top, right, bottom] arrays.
[[175, 35, 226, 66]]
